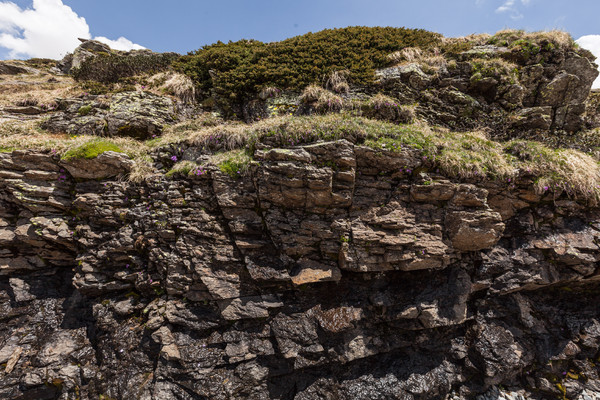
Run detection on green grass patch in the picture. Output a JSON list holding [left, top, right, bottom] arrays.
[[61, 140, 123, 161], [214, 149, 252, 179]]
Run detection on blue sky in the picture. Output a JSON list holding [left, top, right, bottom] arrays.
[[1, 0, 599, 59]]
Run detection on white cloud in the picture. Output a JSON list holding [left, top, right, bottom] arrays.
[[576, 35, 600, 89], [0, 0, 144, 60], [495, 0, 532, 20], [94, 36, 145, 52]]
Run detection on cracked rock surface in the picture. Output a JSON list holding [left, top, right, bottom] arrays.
[[0, 140, 599, 399]]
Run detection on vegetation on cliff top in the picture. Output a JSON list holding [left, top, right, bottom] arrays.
[[1, 27, 599, 201], [2, 108, 600, 201], [176, 27, 442, 102]]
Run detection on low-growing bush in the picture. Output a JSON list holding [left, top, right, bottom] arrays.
[[177, 26, 442, 106]]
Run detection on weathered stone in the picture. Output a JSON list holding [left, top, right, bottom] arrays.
[[446, 210, 504, 251], [290, 259, 341, 285], [218, 295, 283, 320], [0, 61, 32, 75]]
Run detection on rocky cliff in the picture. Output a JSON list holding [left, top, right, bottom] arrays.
[[1, 28, 600, 400], [1, 138, 600, 400]]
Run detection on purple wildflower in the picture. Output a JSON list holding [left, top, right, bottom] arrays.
[[171, 155, 177, 161]]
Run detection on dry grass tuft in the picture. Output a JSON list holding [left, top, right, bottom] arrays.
[[300, 85, 344, 112], [146, 72, 196, 104], [299, 85, 325, 103], [489, 29, 575, 50], [505, 140, 600, 201], [129, 156, 157, 183], [259, 86, 282, 99], [388, 47, 447, 73], [0, 74, 78, 108], [442, 33, 491, 47], [162, 73, 196, 104], [363, 94, 415, 123], [325, 70, 350, 93], [388, 47, 423, 64]]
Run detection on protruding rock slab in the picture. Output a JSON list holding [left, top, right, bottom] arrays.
[[60, 151, 134, 179], [218, 295, 283, 320]]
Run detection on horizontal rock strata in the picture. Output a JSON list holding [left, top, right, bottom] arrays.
[[0, 140, 599, 399]]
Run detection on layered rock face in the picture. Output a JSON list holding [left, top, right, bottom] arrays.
[[1, 140, 599, 399]]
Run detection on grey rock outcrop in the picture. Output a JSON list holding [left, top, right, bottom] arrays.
[[0, 61, 34, 75], [377, 43, 599, 134], [42, 91, 177, 139], [56, 38, 112, 74]]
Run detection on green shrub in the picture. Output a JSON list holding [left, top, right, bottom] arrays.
[[72, 52, 181, 83], [177, 27, 442, 107], [61, 140, 123, 160]]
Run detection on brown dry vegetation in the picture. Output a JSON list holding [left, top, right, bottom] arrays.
[[0, 73, 78, 107]]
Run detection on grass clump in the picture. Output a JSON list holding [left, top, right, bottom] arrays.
[[361, 94, 415, 123], [387, 47, 448, 74], [177, 27, 442, 106], [325, 70, 350, 94], [165, 160, 197, 177], [148, 72, 196, 104], [61, 140, 123, 161], [488, 29, 575, 50], [77, 105, 93, 116], [470, 58, 519, 82], [505, 140, 600, 199], [300, 85, 344, 113]]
